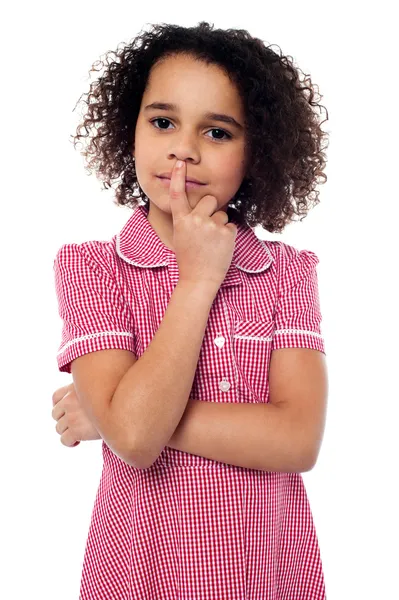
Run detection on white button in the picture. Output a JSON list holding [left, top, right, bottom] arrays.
[[214, 335, 225, 349], [219, 379, 231, 392]]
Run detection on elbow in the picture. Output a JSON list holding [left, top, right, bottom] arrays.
[[301, 445, 318, 472], [103, 430, 153, 469], [124, 441, 157, 470], [300, 457, 314, 473], [108, 416, 155, 469], [127, 429, 166, 469]]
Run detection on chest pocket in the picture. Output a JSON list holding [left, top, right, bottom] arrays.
[[232, 319, 274, 403]]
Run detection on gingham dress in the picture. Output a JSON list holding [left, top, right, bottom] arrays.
[[54, 204, 327, 599]]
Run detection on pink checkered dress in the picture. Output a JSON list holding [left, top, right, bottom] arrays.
[[54, 204, 327, 599]]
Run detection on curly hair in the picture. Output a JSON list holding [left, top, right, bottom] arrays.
[[71, 21, 329, 232]]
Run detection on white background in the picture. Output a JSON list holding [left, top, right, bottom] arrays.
[[2, 1, 398, 598]]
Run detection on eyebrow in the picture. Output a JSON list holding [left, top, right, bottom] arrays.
[[144, 102, 244, 130]]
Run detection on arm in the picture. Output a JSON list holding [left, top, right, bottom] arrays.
[[167, 347, 328, 473], [54, 242, 214, 465], [84, 397, 310, 471], [85, 400, 305, 470], [109, 280, 216, 468], [75, 344, 327, 473], [167, 399, 309, 473]]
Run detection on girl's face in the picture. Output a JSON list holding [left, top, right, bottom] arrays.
[[132, 53, 248, 247]]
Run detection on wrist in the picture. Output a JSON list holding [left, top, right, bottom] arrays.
[[176, 279, 219, 301]]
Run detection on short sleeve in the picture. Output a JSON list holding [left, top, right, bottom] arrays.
[[53, 243, 136, 374], [272, 246, 326, 355]]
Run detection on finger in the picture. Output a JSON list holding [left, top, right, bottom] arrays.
[[52, 385, 70, 406], [225, 222, 238, 235], [193, 194, 220, 218], [60, 429, 80, 448], [169, 160, 191, 221], [52, 403, 65, 421], [55, 415, 68, 435], [210, 209, 229, 225]]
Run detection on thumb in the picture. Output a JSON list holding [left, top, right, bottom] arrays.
[[169, 160, 191, 221]]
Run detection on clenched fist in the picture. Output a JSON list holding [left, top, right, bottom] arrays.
[[52, 383, 101, 447]]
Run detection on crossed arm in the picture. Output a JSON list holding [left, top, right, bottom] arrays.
[[79, 347, 328, 473]]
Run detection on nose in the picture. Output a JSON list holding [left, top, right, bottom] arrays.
[[167, 132, 202, 164]]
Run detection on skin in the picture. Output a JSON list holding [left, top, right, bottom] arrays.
[[132, 53, 249, 250]]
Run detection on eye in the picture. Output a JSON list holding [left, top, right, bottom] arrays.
[[149, 118, 232, 141]]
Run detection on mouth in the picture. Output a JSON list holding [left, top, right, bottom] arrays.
[[156, 176, 205, 189]]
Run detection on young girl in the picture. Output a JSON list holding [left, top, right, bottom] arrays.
[[52, 21, 329, 599]]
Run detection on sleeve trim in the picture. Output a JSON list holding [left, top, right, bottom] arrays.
[[57, 330, 134, 357], [272, 329, 326, 355], [274, 328, 324, 340]]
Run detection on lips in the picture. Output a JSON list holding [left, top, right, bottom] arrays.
[[157, 172, 205, 185], [157, 176, 204, 188]]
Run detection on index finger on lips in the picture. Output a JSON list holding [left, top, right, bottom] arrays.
[[169, 160, 191, 219]]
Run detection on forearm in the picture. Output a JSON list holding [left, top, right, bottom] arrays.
[[109, 280, 216, 468], [166, 399, 311, 473]]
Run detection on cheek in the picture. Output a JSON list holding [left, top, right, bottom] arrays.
[[217, 163, 245, 191], [217, 152, 245, 179], [133, 152, 152, 182], [132, 161, 152, 196]]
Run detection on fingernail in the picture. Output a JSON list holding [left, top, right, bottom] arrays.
[[176, 160, 184, 169]]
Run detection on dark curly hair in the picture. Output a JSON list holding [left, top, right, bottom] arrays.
[[71, 21, 329, 232]]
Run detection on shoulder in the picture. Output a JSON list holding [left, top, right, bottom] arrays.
[[261, 239, 319, 265], [53, 237, 118, 279], [258, 239, 320, 295]]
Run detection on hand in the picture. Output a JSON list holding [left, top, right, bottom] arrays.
[[52, 383, 102, 447], [169, 160, 238, 292]]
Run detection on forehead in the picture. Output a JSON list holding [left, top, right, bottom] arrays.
[[144, 54, 243, 113]]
